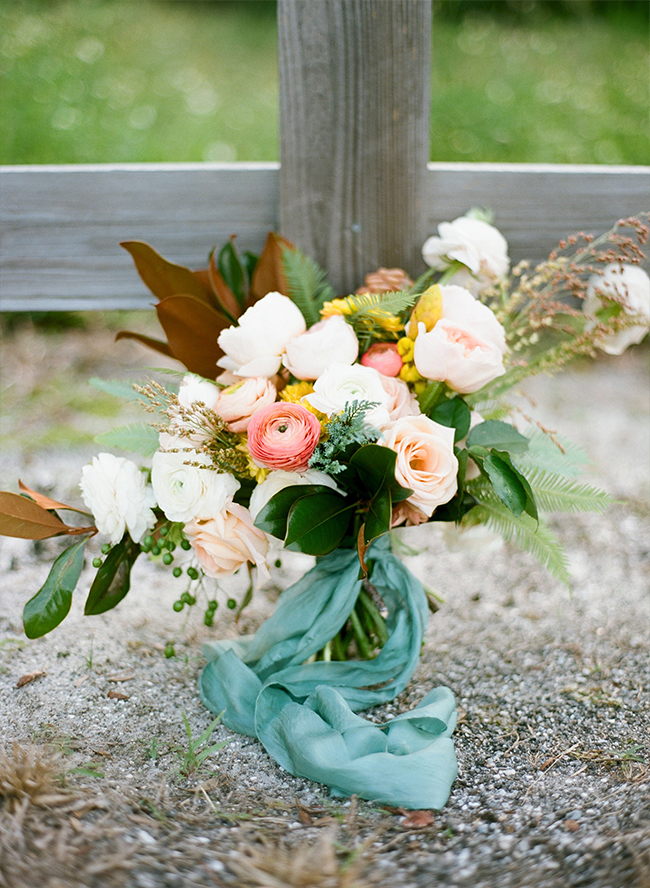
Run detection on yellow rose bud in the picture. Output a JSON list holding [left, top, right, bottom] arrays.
[[408, 284, 443, 339]]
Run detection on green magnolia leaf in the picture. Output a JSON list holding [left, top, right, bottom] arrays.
[[492, 449, 538, 522], [417, 381, 445, 415], [254, 485, 336, 540], [95, 422, 159, 457], [364, 488, 392, 545], [472, 449, 527, 518], [243, 251, 258, 285], [218, 240, 247, 309], [430, 396, 471, 442], [84, 536, 141, 616], [284, 492, 355, 556], [466, 420, 529, 454], [349, 444, 412, 502], [23, 538, 88, 638]]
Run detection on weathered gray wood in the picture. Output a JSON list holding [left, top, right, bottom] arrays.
[[1, 162, 647, 311], [278, 0, 432, 294], [0, 163, 279, 311]]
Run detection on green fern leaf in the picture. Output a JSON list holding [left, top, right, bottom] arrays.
[[464, 491, 570, 585], [89, 377, 148, 403], [341, 289, 419, 320], [520, 468, 612, 514], [281, 247, 335, 326], [95, 422, 159, 457]]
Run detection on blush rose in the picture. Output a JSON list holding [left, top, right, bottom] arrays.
[[185, 503, 270, 587], [380, 415, 458, 517]]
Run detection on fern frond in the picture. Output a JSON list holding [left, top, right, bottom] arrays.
[[520, 468, 612, 514], [88, 377, 148, 403], [95, 422, 159, 457], [464, 490, 570, 585], [515, 428, 590, 478], [282, 247, 335, 326], [337, 289, 419, 320]]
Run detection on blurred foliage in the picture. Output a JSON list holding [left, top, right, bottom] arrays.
[[1, 0, 647, 167]]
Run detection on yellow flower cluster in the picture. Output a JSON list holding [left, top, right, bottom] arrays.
[[236, 440, 268, 483], [279, 381, 328, 432], [320, 297, 403, 335], [396, 336, 428, 394]]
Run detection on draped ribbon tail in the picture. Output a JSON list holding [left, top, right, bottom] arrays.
[[199, 539, 458, 809]]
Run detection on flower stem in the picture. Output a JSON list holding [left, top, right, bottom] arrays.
[[349, 606, 373, 659]]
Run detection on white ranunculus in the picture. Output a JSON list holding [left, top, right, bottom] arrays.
[[217, 291, 307, 378], [422, 215, 509, 283], [413, 285, 507, 394], [304, 363, 392, 428], [249, 469, 340, 520], [177, 373, 221, 409], [80, 452, 156, 545], [283, 315, 359, 380], [584, 263, 650, 355], [151, 450, 240, 523]]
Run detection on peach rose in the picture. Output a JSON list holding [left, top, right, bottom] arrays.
[[215, 376, 277, 432], [247, 402, 321, 471], [185, 503, 270, 587], [380, 415, 458, 517], [360, 342, 403, 377], [379, 375, 421, 422]]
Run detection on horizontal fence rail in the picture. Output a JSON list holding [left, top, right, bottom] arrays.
[[1, 162, 648, 311]]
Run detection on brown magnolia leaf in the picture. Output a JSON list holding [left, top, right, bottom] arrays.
[[107, 690, 130, 700], [115, 330, 174, 358], [0, 491, 69, 540], [16, 671, 46, 688], [120, 241, 216, 307], [207, 251, 241, 321], [18, 480, 89, 515], [248, 232, 293, 304], [156, 294, 231, 379]]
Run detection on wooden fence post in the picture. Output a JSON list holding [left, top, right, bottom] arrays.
[[278, 0, 431, 293]]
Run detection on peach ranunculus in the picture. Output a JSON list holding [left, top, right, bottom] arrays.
[[380, 415, 458, 517], [379, 375, 421, 422], [247, 402, 321, 471], [283, 315, 359, 380], [215, 376, 277, 432], [184, 503, 270, 587], [413, 285, 507, 394]]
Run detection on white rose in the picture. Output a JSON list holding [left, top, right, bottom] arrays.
[[151, 450, 240, 523], [413, 285, 507, 394], [379, 375, 421, 421], [584, 263, 650, 355], [80, 453, 156, 545], [217, 292, 306, 378], [422, 215, 509, 283], [283, 315, 359, 380], [249, 468, 340, 520], [177, 373, 220, 410], [380, 415, 458, 517], [304, 363, 392, 428]]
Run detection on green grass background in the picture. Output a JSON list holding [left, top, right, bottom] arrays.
[[1, 0, 648, 166]]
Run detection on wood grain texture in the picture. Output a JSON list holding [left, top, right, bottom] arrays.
[[1, 163, 648, 311], [278, 0, 432, 293], [0, 163, 279, 311]]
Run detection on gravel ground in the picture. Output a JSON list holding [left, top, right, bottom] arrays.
[[0, 329, 648, 888]]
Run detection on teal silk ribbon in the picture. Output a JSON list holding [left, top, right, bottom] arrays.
[[199, 538, 458, 809]]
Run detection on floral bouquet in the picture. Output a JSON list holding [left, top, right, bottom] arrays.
[[2, 211, 648, 810]]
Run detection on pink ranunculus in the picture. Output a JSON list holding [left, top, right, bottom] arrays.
[[185, 503, 270, 587], [247, 402, 321, 471], [379, 375, 421, 422], [380, 415, 458, 517], [360, 342, 403, 377], [215, 376, 277, 432]]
